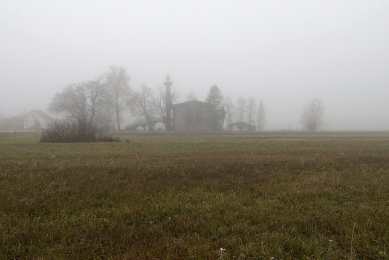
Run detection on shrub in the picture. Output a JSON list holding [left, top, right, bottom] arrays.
[[40, 119, 120, 143]]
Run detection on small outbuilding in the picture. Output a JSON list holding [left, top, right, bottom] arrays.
[[228, 121, 257, 131]]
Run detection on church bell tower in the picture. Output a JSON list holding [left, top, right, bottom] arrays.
[[164, 75, 173, 131]]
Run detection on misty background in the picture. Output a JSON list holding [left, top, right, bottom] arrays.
[[1, 0, 388, 131]]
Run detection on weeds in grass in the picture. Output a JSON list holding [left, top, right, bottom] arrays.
[[261, 241, 267, 256], [326, 239, 334, 259], [350, 223, 357, 260], [217, 248, 226, 260]]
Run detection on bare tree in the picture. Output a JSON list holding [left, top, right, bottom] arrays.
[[257, 99, 266, 131], [185, 91, 198, 101], [224, 96, 235, 130], [128, 84, 156, 130], [48, 79, 112, 131], [236, 96, 247, 122], [106, 66, 131, 130], [246, 97, 257, 125], [86, 78, 113, 130], [300, 98, 325, 131], [49, 83, 89, 123], [153, 86, 180, 127]]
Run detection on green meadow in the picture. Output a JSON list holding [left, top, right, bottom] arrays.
[[0, 131, 388, 259]]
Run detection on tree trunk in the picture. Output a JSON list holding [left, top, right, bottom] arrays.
[[116, 107, 120, 130]]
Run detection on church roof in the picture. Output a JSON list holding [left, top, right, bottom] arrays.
[[172, 100, 212, 108], [25, 110, 52, 120]]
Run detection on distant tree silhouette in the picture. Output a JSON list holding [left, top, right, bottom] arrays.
[[300, 98, 325, 131], [205, 85, 225, 130], [247, 97, 257, 125], [127, 84, 156, 130], [236, 96, 247, 122], [257, 99, 266, 131], [185, 91, 198, 101], [224, 96, 235, 129], [48, 79, 111, 129], [105, 66, 131, 130], [205, 85, 224, 109]]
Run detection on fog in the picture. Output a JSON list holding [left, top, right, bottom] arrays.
[[1, 1, 388, 131]]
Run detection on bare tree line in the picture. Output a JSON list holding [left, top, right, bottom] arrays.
[[225, 96, 326, 131], [127, 84, 179, 130], [48, 67, 269, 132], [48, 66, 179, 131], [224, 96, 267, 131], [47, 65, 325, 132], [48, 66, 130, 130]]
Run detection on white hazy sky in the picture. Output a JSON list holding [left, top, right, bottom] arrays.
[[1, 0, 388, 130]]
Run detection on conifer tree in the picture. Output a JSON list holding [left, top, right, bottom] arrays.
[[205, 85, 225, 130], [205, 85, 224, 109]]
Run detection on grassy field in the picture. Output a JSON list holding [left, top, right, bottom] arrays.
[[0, 131, 388, 259]]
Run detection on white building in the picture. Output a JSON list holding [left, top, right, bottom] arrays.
[[24, 110, 53, 130]]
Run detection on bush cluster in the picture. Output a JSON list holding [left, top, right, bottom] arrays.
[[39, 119, 120, 143]]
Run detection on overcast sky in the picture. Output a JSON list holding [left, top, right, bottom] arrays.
[[1, 0, 388, 130]]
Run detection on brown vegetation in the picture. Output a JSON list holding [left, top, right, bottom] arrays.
[[1, 132, 388, 259]]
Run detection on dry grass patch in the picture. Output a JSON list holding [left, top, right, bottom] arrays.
[[1, 132, 389, 259]]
